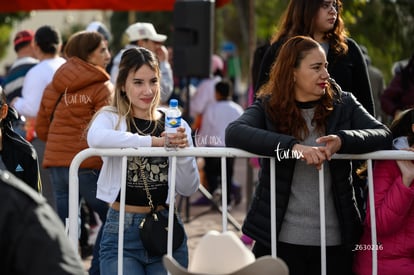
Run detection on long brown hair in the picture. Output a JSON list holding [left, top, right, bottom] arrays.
[[113, 47, 161, 130], [272, 0, 348, 57], [257, 36, 334, 140], [64, 31, 105, 61]]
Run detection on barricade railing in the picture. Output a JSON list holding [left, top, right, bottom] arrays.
[[68, 148, 414, 275], [68, 147, 267, 275]]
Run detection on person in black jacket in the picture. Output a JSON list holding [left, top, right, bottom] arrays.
[[0, 86, 41, 192], [255, 0, 375, 220], [0, 169, 86, 275], [225, 36, 392, 275], [255, 0, 374, 116]]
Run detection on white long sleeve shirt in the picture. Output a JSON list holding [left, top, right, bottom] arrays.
[[87, 106, 200, 203], [13, 57, 66, 117], [197, 100, 244, 147]]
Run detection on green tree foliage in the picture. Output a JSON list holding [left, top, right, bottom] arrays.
[[346, 0, 414, 82], [0, 13, 31, 60], [254, 0, 289, 43]]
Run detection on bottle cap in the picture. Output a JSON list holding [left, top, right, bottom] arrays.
[[169, 99, 178, 108]]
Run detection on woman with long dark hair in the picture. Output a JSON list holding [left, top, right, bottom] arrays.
[[226, 36, 391, 275], [256, 0, 374, 116]]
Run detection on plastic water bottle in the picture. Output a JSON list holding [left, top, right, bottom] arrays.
[[165, 99, 182, 150]]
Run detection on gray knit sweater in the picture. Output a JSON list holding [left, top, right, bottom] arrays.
[[278, 107, 341, 246]]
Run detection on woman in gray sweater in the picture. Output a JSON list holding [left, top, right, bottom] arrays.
[[225, 36, 391, 275]]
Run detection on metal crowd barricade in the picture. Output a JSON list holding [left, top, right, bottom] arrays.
[[68, 148, 414, 275], [68, 147, 270, 275]]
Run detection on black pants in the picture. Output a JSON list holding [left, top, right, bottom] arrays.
[[203, 157, 234, 202], [253, 241, 354, 275]]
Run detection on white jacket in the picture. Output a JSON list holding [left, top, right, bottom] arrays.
[[87, 106, 200, 203]]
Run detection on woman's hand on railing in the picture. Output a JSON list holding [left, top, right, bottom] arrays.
[[293, 144, 327, 170], [292, 135, 341, 170], [316, 135, 342, 161]]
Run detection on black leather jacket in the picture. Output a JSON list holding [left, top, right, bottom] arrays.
[[225, 89, 392, 249], [0, 170, 85, 275]]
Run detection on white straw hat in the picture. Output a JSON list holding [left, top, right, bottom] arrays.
[[163, 230, 289, 275]]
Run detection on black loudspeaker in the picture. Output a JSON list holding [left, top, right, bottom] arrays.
[[173, 0, 214, 78]]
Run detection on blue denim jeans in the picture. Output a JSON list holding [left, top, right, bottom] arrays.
[[49, 167, 109, 275], [100, 208, 189, 275]]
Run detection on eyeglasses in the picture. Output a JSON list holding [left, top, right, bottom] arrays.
[[321, 1, 340, 12]]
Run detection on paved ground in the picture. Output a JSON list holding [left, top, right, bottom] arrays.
[[83, 157, 257, 270]]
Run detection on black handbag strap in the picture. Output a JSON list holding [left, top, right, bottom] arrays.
[[138, 158, 155, 211], [138, 159, 172, 213]]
